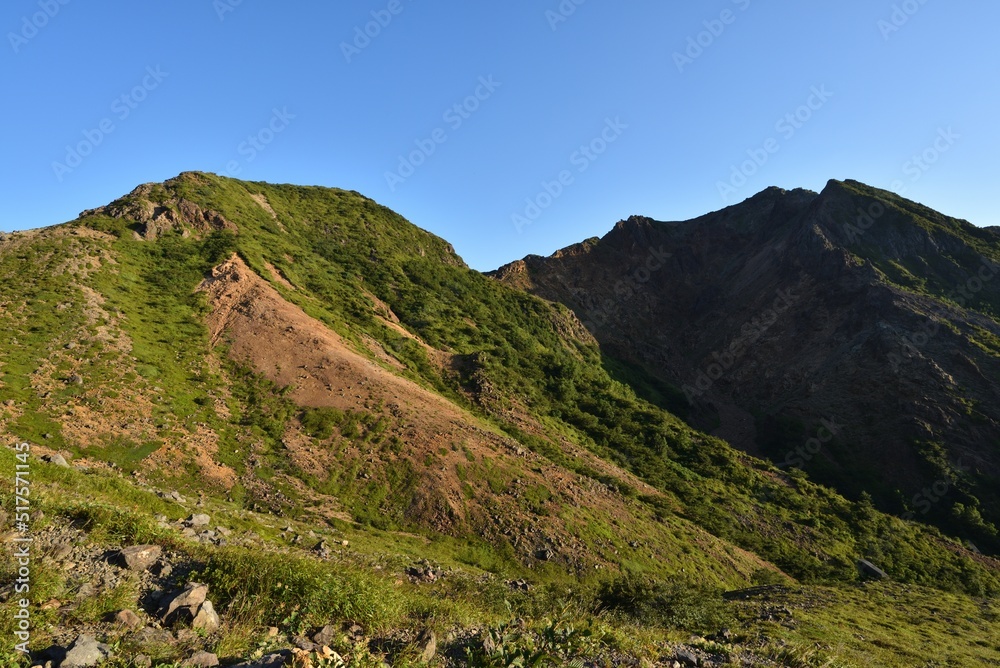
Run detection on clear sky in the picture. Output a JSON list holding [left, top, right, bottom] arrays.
[[2, 1, 997, 270]]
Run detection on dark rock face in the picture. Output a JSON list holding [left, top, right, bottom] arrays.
[[494, 180, 1000, 539]]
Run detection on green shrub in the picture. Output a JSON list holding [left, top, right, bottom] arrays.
[[598, 574, 733, 635], [464, 614, 601, 668], [196, 546, 403, 631], [60, 502, 174, 546]]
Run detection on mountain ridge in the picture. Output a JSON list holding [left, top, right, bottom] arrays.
[[494, 178, 1000, 552]]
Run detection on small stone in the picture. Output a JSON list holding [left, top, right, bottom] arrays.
[[267, 626, 280, 638], [134, 656, 153, 668], [61, 634, 112, 668], [188, 513, 211, 527], [163, 583, 209, 621], [674, 648, 698, 666], [293, 637, 317, 651], [230, 651, 293, 668], [44, 453, 70, 467], [857, 559, 889, 580], [417, 629, 437, 664], [116, 544, 162, 571], [191, 600, 221, 633], [114, 609, 142, 629], [183, 651, 220, 667], [312, 624, 337, 646], [75, 582, 95, 600]]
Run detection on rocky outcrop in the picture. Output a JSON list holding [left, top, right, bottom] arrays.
[[80, 176, 237, 240], [494, 180, 1000, 537]]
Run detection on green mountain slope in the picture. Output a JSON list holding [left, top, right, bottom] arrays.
[[1, 172, 998, 666]]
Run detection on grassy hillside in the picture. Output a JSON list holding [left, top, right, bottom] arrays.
[[1, 172, 998, 665]]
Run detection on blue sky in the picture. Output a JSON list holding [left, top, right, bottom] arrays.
[[2, 1, 997, 271]]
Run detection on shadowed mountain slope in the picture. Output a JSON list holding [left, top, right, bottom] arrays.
[[494, 180, 1000, 551]]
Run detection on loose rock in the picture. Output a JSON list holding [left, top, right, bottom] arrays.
[[114, 609, 143, 630], [191, 600, 221, 633], [231, 650, 293, 668], [183, 651, 220, 667], [187, 513, 211, 527], [164, 583, 209, 620], [44, 453, 70, 468], [674, 648, 699, 666], [312, 624, 337, 647], [61, 634, 112, 668], [418, 628, 437, 663], [116, 544, 162, 571]]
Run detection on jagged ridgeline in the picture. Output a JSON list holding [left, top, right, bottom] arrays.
[[494, 179, 1000, 559], [1, 172, 999, 666]]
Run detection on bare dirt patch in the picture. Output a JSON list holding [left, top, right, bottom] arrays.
[[249, 193, 286, 231], [263, 261, 296, 291]]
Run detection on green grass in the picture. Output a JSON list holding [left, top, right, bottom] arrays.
[[195, 546, 404, 631]]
